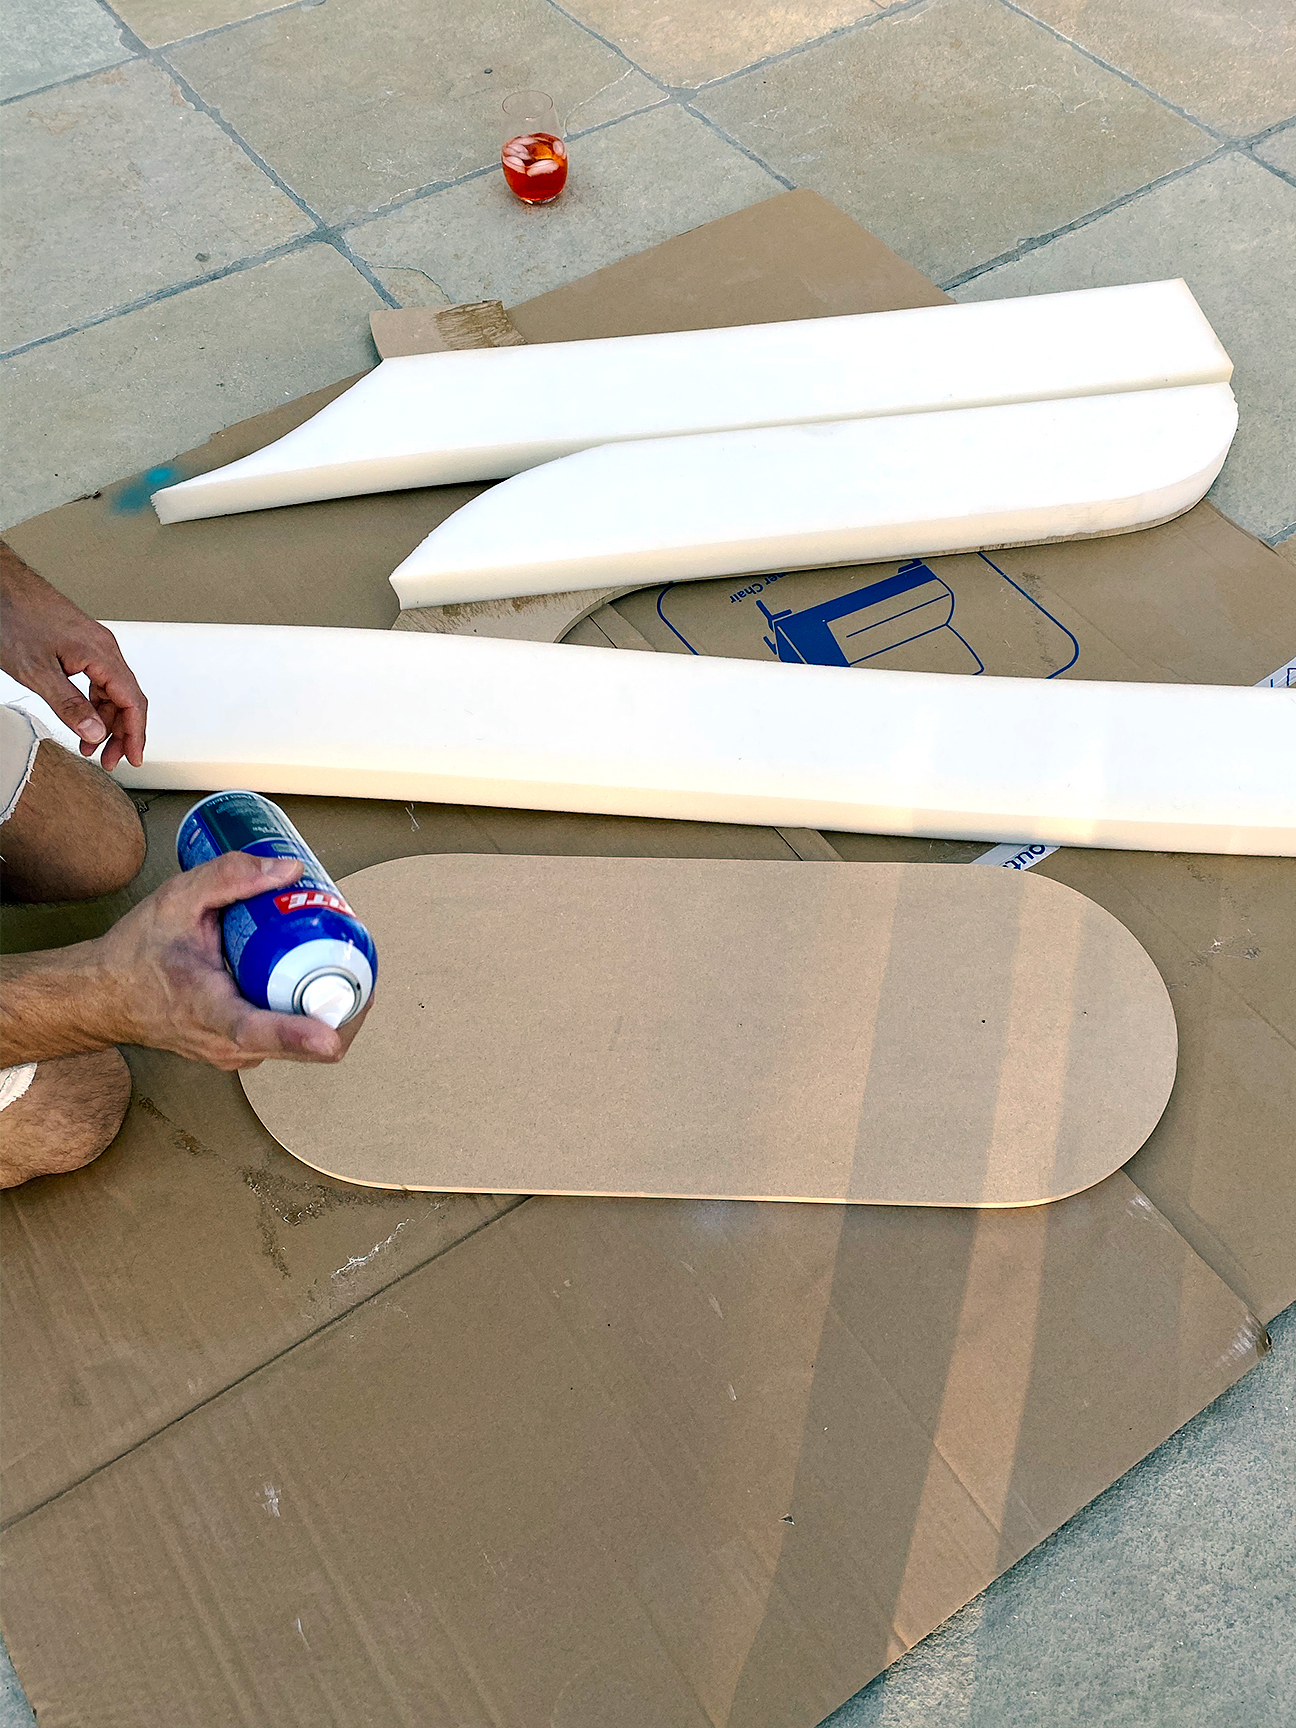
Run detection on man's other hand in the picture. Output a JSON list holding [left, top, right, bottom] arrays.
[[1, 542, 148, 771]]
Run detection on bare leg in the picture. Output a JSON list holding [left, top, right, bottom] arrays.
[[1, 739, 145, 902], [0, 1048, 131, 1188]]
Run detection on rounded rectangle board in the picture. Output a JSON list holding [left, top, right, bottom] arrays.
[[241, 856, 1178, 1206]]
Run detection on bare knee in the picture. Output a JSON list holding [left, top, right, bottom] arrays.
[[0, 1049, 131, 1188], [1, 740, 145, 902]]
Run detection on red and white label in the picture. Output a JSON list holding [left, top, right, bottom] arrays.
[[273, 889, 354, 917]]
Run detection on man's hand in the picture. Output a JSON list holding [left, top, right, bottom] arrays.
[[1, 853, 371, 1070], [0, 542, 147, 772]]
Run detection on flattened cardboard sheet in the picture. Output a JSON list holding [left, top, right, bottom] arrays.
[[1, 1180, 1265, 1728], [242, 856, 1177, 1205], [0, 193, 1284, 1728]]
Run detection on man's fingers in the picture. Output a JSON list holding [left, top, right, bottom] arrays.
[[86, 666, 148, 767], [89, 682, 146, 771], [179, 849, 303, 913], [39, 666, 109, 749], [230, 1005, 343, 1063], [120, 692, 147, 768]]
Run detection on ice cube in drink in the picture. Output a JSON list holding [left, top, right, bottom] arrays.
[[501, 131, 568, 203]]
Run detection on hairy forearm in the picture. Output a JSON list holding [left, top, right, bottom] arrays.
[[0, 942, 121, 1064]]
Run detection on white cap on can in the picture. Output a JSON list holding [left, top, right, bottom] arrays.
[[267, 938, 373, 1023], [300, 973, 360, 1028]]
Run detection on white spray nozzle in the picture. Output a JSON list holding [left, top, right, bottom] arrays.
[[300, 974, 359, 1028]]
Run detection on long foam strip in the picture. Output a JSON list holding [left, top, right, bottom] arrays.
[[151, 281, 1231, 523], [3, 624, 1292, 855], [390, 384, 1238, 608]]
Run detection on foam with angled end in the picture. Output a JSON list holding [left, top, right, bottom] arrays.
[[1, 622, 1291, 855], [389, 384, 1238, 608], [150, 281, 1231, 523]]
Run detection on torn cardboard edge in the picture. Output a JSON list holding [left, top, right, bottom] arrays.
[[370, 298, 527, 358]]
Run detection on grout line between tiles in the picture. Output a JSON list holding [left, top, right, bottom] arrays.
[[563, 98, 672, 142], [0, 57, 137, 108], [536, 0, 799, 191], [537, 0, 672, 96], [939, 142, 1236, 289], [0, 1194, 534, 1535], [151, 0, 322, 53], [86, 0, 399, 307], [678, 103, 796, 189], [1243, 146, 1296, 192], [996, 0, 1227, 141], [328, 98, 676, 238], [326, 229, 401, 307], [1, 233, 332, 362], [0, 82, 765, 363], [687, 0, 931, 96]]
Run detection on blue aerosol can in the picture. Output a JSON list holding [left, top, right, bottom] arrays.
[[177, 791, 376, 1028]]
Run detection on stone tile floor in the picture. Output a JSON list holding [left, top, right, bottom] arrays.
[[1, 0, 1293, 1720]]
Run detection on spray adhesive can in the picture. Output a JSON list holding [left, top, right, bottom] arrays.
[[177, 791, 376, 1028]]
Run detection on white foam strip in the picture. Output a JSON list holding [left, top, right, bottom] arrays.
[[151, 281, 1231, 523], [2, 625, 1292, 856], [973, 651, 1296, 867], [390, 385, 1238, 608]]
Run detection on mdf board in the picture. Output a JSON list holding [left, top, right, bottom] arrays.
[[242, 856, 1177, 1204]]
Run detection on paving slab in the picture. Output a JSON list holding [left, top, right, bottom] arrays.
[[0, 1639, 34, 1728], [0, 244, 381, 531], [954, 151, 1296, 542], [169, 0, 662, 225], [115, 0, 299, 48], [559, 0, 884, 88], [693, 0, 1213, 284], [826, 1299, 1296, 1728], [349, 105, 782, 307], [1019, 0, 1296, 139], [1255, 121, 1296, 179], [0, 0, 132, 102], [0, 58, 311, 352]]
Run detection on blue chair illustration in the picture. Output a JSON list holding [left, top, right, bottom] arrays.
[[757, 560, 985, 673]]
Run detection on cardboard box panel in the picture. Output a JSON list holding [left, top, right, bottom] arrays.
[[0, 191, 1284, 1725], [0, 1179, 1264, 1728]]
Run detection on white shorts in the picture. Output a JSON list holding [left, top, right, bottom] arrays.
[[1, 702, 47, 1109], [0, 700, 46, 826]]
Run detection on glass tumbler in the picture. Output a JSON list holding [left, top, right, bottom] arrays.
[[500, 90, 568, 204]]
